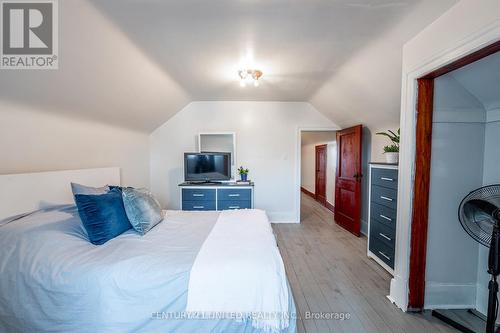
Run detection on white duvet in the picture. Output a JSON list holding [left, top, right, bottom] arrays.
[[186, 209, 290, 333], [0, 206, 294, 333]]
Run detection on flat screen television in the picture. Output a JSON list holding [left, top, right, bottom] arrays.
[[184, 152, 231, 182]]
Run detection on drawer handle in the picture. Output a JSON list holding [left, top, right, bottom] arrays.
[[380, 196, 393, 202], [380, 214, 392, 222], [192, 194, 205, 197], [228, 206, 240, 209], [379, 233, 392, 241], [228, 194, 240, 197], [378, 251, 390, 260], [380, 177, 394, 182], [193, 206, 205, 209]]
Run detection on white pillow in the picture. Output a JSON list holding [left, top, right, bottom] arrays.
[[70, 182, 109, 196]]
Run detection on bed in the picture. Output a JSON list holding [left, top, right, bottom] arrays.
[[0, 169, 296, 333]]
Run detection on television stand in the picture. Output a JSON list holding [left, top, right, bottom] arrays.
[[178, 182, 254, 211]]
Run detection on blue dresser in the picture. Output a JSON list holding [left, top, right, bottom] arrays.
[[179, 183, 254, 211], [368, 163, 398, 274]]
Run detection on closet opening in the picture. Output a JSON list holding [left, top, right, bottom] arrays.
[[408, 42, 500, 332]]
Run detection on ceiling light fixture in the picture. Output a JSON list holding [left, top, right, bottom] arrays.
[[238, 69, 263, 87]]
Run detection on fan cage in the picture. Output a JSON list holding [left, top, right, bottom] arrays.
[[458, 184, 500, 248]]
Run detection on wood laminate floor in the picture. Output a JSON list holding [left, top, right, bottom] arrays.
[[272, 193, 458, 333]]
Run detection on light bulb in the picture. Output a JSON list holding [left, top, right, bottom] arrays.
[[253, 80, 259, 87], [239, 70, 248, 80]]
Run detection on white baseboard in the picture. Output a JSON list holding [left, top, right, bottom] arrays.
[[270, 220, 299, 224], [487, 108, 500, 123], [476, 283, 500, 324], [424, 282, 476, 310], [390, 275, 408, 311], [476, 283, 488, 316]]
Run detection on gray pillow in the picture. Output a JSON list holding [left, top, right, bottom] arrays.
[[71, 182, 109, 196], [122, 188, 163, 235]]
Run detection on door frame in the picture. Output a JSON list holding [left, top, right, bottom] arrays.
[[407, 42, 500, 310], [296, 127, 340, 223], [390, 25, 500, 311], [315, 144, 328, 205]]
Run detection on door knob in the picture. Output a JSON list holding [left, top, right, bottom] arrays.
[[353, 173, 363, 182]]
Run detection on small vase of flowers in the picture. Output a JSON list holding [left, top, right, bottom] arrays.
[[237, 166, 249, 182], [376, 129, 400, 164]]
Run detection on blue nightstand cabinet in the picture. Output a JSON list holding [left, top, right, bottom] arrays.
[[367, 164, 398, 275], [179, 184, 253, 211]]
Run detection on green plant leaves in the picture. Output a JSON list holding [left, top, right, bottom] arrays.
[[237, 166, 249, 175], [383, 144, 399, 153], [376, 128, 400, 147]]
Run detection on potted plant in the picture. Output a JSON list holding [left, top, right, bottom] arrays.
[[376, 129, 400, 164], [237, 166, 249, 182]]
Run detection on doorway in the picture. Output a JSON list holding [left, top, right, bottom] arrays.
[[300, 131, 337, 220], [407, 42, 500, 330], [315, 144, 327, 206]]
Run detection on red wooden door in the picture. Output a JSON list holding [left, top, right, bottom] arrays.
[[334, 125, 363, 236], [315, 144, 327, 206]]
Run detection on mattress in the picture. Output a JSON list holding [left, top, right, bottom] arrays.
[[0, 206, 296, 333]]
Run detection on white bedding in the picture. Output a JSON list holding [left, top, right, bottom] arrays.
[[0, 206, 296, 333], [186, 209, 290, 333]]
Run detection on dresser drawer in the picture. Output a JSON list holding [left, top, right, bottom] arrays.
[[218, 200, 251, 210], [217, 188, 252, 201], [370, 221, 395, 249], [182, 200, 216, 211], [369, 236, 395, 269], [371, 185, 397, 210], [371, 168, 398, 190], [370, 202, 396, 229], [182, 188, 216, 201]]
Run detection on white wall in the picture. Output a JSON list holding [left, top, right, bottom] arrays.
[[476, 110, 500, 315], [0, 102, 150, 188], [300, 132, 337, 206], [326, 142, 337, 206], [150, 101, 339, 222], [424, 75, 485, 309], [301, 144, 316, 194]]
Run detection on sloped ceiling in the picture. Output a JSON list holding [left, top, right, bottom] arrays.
[[301, 131, 337, 146], [0, 1, 190, 132], [0, 0, 458, 132], [449, 51, 500, 111]]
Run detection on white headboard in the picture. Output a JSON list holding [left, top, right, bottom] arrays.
[[0, 167, 120, 220]]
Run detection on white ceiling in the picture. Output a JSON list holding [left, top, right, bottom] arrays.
[[450, 51, 500, 111], [0, 0, 459, 132], [301, 131, 337, 146]]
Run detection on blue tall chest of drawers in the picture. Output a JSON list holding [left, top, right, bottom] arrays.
[[367, 163, 398, 274], [179, 183, 254, 211]]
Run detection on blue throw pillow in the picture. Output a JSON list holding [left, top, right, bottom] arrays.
[[74, 188, 132, 245], [122, 188, 163, 235]]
